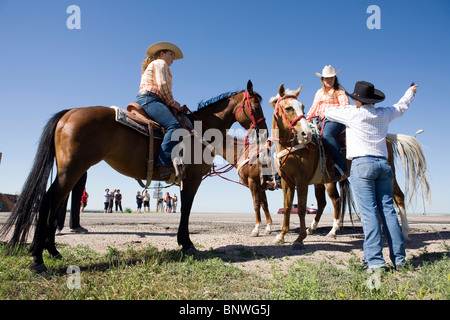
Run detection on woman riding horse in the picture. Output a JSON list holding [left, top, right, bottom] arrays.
[[135, 41, 191, 179]]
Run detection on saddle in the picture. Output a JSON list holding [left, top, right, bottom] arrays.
[[314, 121, 347, 183], [111, 103, 188, 188]]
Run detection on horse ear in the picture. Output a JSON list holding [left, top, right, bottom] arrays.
[[278, 84, 285, 97], [294, 85, 303, 97], [247, 80, 254, 94]]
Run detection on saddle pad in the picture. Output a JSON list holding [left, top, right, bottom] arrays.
[[110, 106, 163, 139]]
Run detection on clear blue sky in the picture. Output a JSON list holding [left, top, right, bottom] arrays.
[[1, 0, 449, 214]]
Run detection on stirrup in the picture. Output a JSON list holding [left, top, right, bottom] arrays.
[[172, 156, 186, 180]]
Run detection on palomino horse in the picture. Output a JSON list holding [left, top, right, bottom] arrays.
[[1, 80, 268, 272], [270, 84, 430, 247], [308, 134, 430, 241], [217, 134, 274, 237]]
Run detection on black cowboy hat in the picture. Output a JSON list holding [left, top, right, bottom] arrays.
[[346, 81, 385, 104]]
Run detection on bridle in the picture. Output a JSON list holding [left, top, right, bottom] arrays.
[[235, 91, 266, 142], [275, 95, 306, 134]]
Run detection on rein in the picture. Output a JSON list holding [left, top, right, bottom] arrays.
[[184, 91, 268, 186]]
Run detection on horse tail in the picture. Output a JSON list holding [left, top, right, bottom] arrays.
[[386, 133, 430, 204], [0, 109, 70, 248], [339, 178, 358, 225]]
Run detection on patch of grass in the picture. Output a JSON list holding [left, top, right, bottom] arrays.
[[270, 254, 450, 300], [0, 242, 448, 300]]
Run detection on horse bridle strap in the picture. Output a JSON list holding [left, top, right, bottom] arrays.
[[275, 95, 306, 130], [235, 92, 266, 141]]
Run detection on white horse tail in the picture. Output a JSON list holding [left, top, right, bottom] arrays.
[[386, 133, 430, 203]]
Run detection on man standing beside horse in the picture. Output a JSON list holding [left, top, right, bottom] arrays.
[[325, 81, 418, 271]]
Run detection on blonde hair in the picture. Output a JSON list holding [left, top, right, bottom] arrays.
[[141, 49, 169, 74]]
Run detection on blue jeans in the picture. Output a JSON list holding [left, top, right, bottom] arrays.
[[135, 93, 182, 166], [350, 156, 406, 268], [322, 120, 347, 173]]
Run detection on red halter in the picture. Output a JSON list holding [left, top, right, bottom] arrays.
[[275, 95, 306, 133], [235, 91, 266, 142]]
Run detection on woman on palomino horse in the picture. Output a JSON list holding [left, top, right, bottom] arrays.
[[135, 41, 191, 179], [307, 65, 349, 181]]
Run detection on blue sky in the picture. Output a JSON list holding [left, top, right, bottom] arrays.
[[1, 0, 449, 214]]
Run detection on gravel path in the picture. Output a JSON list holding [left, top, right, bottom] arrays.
[[1, 212, 449, 273]]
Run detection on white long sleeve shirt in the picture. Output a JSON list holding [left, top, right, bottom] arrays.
[[324, 89, 415, 160]]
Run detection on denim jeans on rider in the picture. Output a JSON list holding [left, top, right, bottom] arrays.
[[322, 120, 347, 173], [349, 156, 406, 269], [135, 93, 182, 167]]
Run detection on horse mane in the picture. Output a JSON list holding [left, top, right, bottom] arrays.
[[196, 90, 262, 111], [197, 90, 245, 110]]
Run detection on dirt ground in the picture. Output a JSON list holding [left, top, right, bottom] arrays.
[[1, 212, 449, 273]]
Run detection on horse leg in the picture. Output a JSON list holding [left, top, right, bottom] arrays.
[[326, 182, 341, 238], [249, 179, 262, 237], [30, 170, 87, 272], [307, 184, 326, 235], [30, 181, 67, 272], [46, 172, 88, 257], [260, 189, 272, 235], [177, 168, 202, 253], [274, 181, 295, 244], [293, 183, 308, 249], [393, 177, 410, 241]]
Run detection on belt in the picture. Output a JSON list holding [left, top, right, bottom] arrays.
[[353, 155, 387, 160], [137, 91, 160, 99]]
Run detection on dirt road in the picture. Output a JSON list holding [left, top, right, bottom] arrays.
[[1, 212, 449, 273]]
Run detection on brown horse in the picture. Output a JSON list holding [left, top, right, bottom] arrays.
[[217, 134, 274, 236], [1, 80, 268, 272], [308, 134, 430, 241]]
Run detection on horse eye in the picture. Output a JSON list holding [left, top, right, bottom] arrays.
[[285, 106, 294, 112]]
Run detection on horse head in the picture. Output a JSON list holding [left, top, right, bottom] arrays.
[[270, 84, 312, 145], [234, 80, 268, 142]]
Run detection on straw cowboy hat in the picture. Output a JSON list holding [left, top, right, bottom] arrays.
[[316, 65, 341, 78], [146, 41, 183, 60], [346, 81, 385, 104]]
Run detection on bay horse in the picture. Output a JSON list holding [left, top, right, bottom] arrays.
[[308, 133, 430, 241], [216, 134, 274, 237], [0, 80, 267, 273]]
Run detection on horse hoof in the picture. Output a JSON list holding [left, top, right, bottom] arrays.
[[327, 231, 337, 238], [182, 245, 197, 256], [306, 228, 313, 235], [292, 241, 304, 250], [274, 235, 284, 244], [250, 232, 259, 237], [265, 230, 272, 235], [53, 253, 63, 260], [30, 262, 47, 274]]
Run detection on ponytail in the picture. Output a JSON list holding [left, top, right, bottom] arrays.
[[141, 50, 169, 74]]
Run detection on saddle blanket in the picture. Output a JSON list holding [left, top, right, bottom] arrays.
[[110, 106, 163, 139]]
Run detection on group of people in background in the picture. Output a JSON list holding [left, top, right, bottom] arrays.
[[138, 191, 178, 213], [104, 189, 123, 213]]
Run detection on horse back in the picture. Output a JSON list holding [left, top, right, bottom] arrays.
[[54, 106, 156, 180]]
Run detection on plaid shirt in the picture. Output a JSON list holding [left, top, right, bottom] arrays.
[[307, 86, 349, 119], [139, 59, 177, 107], [325, 89, 415, 159]]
